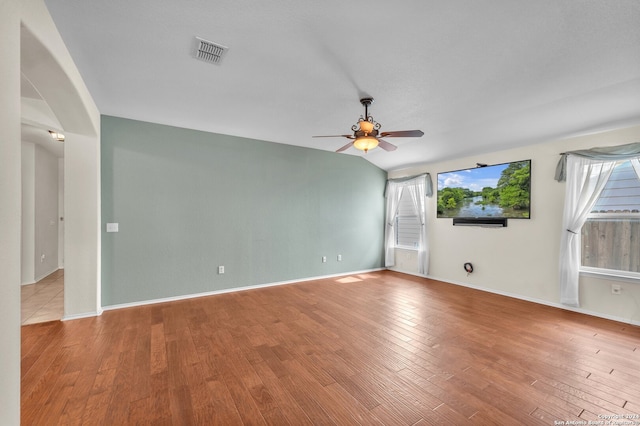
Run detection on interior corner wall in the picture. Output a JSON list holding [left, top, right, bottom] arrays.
[[388, 125, 640, 324], [101, 116, 387, 306], [22, 143, 60, 284]]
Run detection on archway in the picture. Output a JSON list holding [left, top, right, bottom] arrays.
[[21, 7, 101, 320]]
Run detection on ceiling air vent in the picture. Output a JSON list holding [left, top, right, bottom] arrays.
[[194, 37, 228, 65]]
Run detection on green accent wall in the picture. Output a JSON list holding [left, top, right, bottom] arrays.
[[101, 115, 387, 305]]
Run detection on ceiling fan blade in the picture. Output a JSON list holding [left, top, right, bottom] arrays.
[[313, 134, 354, 139], [379, 130, 424, 138], [377, 139, 397, 152], [336, 141, 354, 152]]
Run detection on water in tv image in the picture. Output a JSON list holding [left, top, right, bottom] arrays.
[[437, 160, 531, 219]]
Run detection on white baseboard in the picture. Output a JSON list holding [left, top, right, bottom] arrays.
[[23, 266, 63, 285], [34, 266, 61, 283], [61, 308, 103, 321], [101, 268, 386, 312], [387, 267, 640, 327]]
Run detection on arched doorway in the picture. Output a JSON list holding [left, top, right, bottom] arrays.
[[20, 11, 102, 321]]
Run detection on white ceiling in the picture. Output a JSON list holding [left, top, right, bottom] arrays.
[[43, 0, 640, 171]]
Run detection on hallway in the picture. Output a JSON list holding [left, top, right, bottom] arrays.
[[21, 269, 63, 325]]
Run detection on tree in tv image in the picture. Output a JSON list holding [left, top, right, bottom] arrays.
[[437, 160, 530, 218]]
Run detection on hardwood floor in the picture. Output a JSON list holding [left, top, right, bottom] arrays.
[[21, 271, 640, 425]]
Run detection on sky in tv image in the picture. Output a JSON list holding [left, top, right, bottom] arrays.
[[438, 165, 507, 192], [437, 161, 531, 219]]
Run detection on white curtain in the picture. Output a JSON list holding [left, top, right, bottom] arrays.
[[555, 142, 640, 181], [384, 181, 404, 267], [406, 176, 429, 275], [632, 158, 640, 180], [559, 156, 616, 306]]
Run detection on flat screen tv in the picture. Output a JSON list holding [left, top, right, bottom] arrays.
[[437, 159, 531, 219]]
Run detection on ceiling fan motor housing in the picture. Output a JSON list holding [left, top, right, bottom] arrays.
[[360, 97, 373, 106]]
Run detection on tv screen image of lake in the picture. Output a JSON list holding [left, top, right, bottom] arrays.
[[437, 160, 531, 219], [452, 196, 522, 217]]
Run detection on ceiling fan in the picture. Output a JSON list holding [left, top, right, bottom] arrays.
[[313, 97, 424, 153]]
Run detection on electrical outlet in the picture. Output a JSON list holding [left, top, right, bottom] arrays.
[[337, 254, 342, 261], [218, 265, 224, 274], [322, 256, 327, 263], [611, 284, 621, 295]]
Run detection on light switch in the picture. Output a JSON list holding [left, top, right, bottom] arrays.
[[106, 223, 119, 233]]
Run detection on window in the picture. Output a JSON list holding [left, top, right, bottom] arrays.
[[385, 173, 430, 274], [395, 187, 421, 249], [581, 160, 640, 276]]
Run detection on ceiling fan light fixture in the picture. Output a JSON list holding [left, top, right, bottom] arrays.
[[353, 135, 378, 153], [313, 96, 422, 154], [359, 119, 375, 134], [49, 130, 65, 142]]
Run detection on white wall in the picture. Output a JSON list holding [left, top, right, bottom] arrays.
[[58, 158, 64, 268], [22, 142, 59, 283], [64, 133, 101, 317], [389, 125, 640, 325], [22, 142, 36, 284], [34, 144, 59, 280], [0, 0, 22, 422], [0, 2, 101, 422], [0, 0, 100, 425]]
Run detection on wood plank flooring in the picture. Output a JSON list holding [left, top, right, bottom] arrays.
[[21, 271, 640, 425]]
